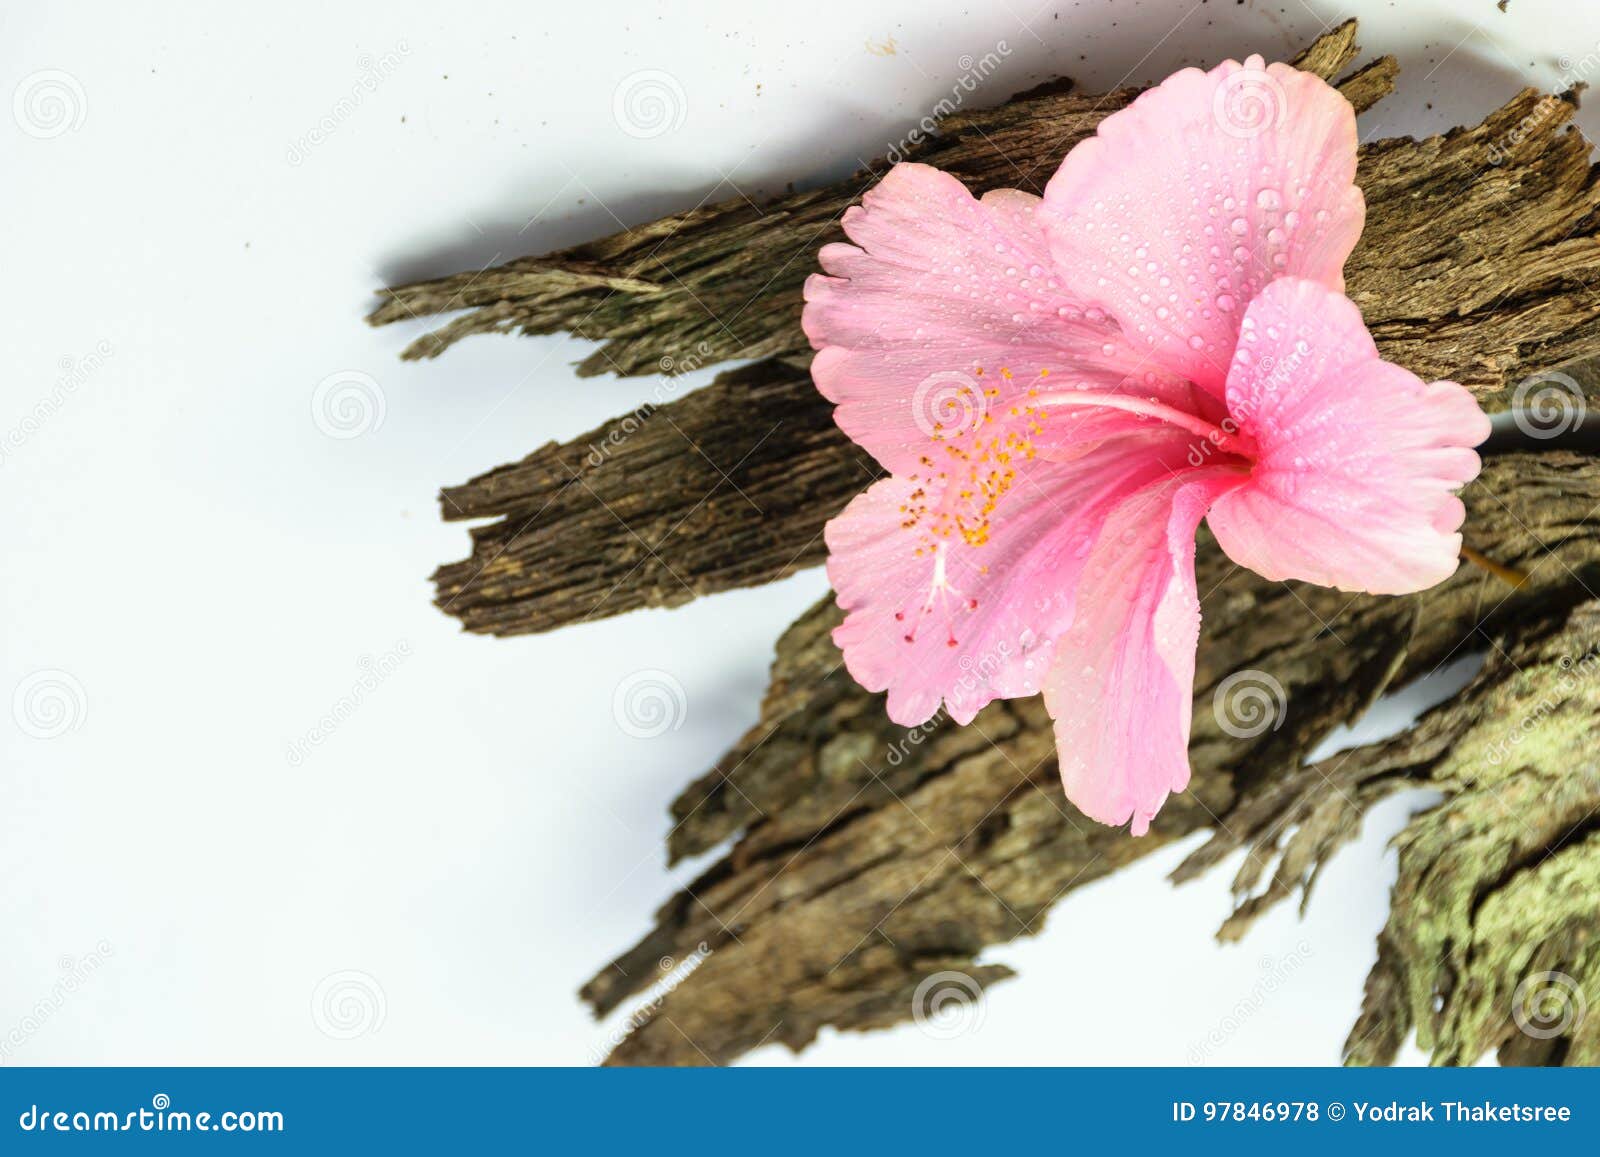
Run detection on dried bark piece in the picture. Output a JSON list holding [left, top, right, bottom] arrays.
[[1348, 85, 1600, 398], [584, 452, 1600, 1064], [373, 25, 1377, 372], [432, 360, 877, 635], [424, 47, 1600, 639], [1189, 600, 1600, 1065], [377, 18, 1600, 1066]]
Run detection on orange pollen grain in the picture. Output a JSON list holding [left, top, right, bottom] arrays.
[[900, 365, 1049, 552]]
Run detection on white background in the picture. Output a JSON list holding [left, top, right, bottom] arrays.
[[2, 0, 1584, 1065]]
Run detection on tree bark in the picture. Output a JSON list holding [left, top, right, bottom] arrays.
[[582, 452, 1600, 1064], [372, 25, 1389, 374], [1190, 598, 1600, 1066], [404, 24, 1600, 639], [371, 20, 1600, 1065]]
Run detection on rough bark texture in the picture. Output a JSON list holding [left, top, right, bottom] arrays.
[[373, 25, 1388, 374], [376, 21, 1600, 1065], [432, 360, 881, 634], [1188, 599, 1600, 1066], [407, 23, 1600, 639], [583, 452, 1600, 1065]]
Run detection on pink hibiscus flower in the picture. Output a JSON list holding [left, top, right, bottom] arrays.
[[803, 55, 1491, 835]]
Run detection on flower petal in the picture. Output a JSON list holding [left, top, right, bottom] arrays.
[[827, 433, 1202, 727], [1205, 277, 1491, 595], [804, 162, 1207, 474], [1043, 470, 1246, 835], [1041, 54, 1364, 395]]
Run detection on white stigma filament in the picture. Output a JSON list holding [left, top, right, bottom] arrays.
[[898, 368, 1250, 573], [1029, 389, 1254, 457]]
